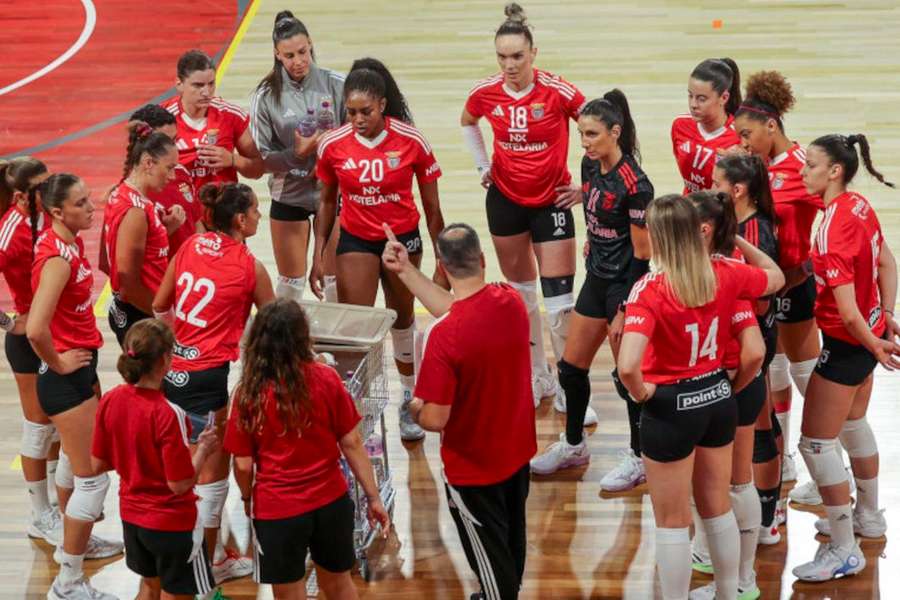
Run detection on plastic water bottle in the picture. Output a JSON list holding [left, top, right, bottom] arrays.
[[297, 107, 317, 137], [316, 100, 335, 131]]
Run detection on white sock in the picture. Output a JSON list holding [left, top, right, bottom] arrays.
[[730, 483, 761, 586], [58, 550, 85, 584], [655, 526, 691, 600], [323, 275, 338, 303], [27, 478, 51, 517], [690, 499, 709, 558], [825, 503, 855, 549], [789, 358, 817, 398], [399, 374, 415, 406], [275, 275, 305, 302], [47, 460, 59, 505], [855, 477, 879, 514], [704, 511, 739, 599], [510, 280, 549, 379], [214, 541, 226, 563], [776, 411, 790, 454]]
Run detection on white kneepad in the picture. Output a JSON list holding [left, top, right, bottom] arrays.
[[66, 473, 110, 521], [543, 294, 574, 361], [768, 353, 791, 392], [196, 479, 230, 529], [839, 417, 878, 459], [55, 451, 74, 489], [20, 420, 54, 460], [509, 280, 539, 313], [275, 275, 306, 302], [798, 436, 847, 487], [789, 358, 817, 397], [391, 323, 416, 366]]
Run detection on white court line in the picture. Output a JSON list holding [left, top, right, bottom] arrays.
[[0, 0, 97, 97]]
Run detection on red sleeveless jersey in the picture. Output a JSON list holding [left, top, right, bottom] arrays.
[[147, 165, 201, 255], [170, 232, 256, 371], [768, 144, 823, 270], [671, 114, 740, 194], [0, 205, 47, 314]]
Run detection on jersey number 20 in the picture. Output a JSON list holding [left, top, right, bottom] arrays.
[[685, 317, 718, 367], [175, 272, 216, 328]]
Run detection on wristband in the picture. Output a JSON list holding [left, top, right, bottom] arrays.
[[884, 307, 895, 316]]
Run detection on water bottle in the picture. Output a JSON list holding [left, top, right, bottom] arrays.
[[297, 107, 317, 137], [202, 129, 219, 168], [316, 100, 335, 131]]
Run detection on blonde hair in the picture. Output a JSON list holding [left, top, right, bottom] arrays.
[[647, 194, 717, 308]]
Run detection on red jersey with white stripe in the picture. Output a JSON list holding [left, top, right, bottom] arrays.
[[723, 300, 759, 370], [161, 96, 250, 190], [811, 191, 885, 345], [465, 69, 586, 207], [316, 118, 441, 241], [671, 114, 740, 194], [769, 144, 824, 270], [0, 205, 46, 314], [624, 257, 768, 384], [92, 384, 197, 531], [104, 182, 170, 301], [147, 165, 201, 255], [31, 229, 102, 352], [170, 232, 256, 371]]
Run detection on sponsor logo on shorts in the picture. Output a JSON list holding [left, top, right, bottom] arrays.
[[552, 227, 565, 237], [676, 379, 731, 411], [817, 349, 830, 368], [174, 343, 200, 360], [38, 362, 48, 375], [110, 302, 127, 328], [165, 370, 190, 387]]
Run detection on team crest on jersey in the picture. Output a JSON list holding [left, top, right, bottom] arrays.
[[530, 103, 545, 119], [602, 191, 617, 211], [386, 151, 402, 169], [179, 183, 194, 202], [771, 173, 785, 190], [492, 105, 504, 117]]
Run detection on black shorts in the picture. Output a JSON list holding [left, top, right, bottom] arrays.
[[736, 370, 766, 427], [108, 295, 151, 348], [485, 184, 575, 243], [574, 272, 628, 322], [123, 521, 214, 595], [762, 324, 778, 373], [270, 200, 315, 222], [336, 227, 422, 257], [814, 334, 878, 386], [252, 493, 355, 584], [163, 363, 229, 441], [37, 350, 99, 416], [775, 276, 816, 323], [640, 370, 736, 463], [5, 332, 41, 374]]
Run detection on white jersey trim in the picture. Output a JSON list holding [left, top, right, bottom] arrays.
[[0, 211, 24, 251]]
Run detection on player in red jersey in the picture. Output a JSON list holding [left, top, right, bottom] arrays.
[[162, 50, 264, 191], [311, 63, 445, 442], [792, 134, 899, 582], [733, 71, 823, 491], [0, 157, 64, 542], [105, 122, 183, 347], [92, 319, 218, 599], [26, 174, 123, 600], [461, 3, 587, 407], [225, 299, 389, 600], [671, 58, 742, 194], [617, 194, 783, 600], [153, 182, 274, 584]]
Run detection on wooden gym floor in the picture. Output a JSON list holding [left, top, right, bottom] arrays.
[[2, 0, 900, 597]]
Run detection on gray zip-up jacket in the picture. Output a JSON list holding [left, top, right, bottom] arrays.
[[249, 64, 345, 210]]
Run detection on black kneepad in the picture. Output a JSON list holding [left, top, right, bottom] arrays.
[[558, 359, 589, 387], [753, 428, 779, 464]]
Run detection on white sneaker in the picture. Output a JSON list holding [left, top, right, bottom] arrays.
[[815, 508, 886, 538], [775, 498, 787, 526], [758, 521, 781, 545], [212, 548, 253, 584], [551, 383, 599, 426], [530, 433, 589, 475], [532, 371, 556, 407], [398, 396, 425, 442], [782, 452, 798, 482], [691, 549, 713, 574], [792, 542, 866, 582], [789, 479, 822, 505], [53, 535, 124, 564], [47, 575, 118, 599], [599, 449, 645, 492], [28, 508, 63, 546], [689, 581, 761, 600]]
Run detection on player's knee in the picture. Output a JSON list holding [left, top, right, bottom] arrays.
[[20, 420, 54, 460], [839, 417, 878, 459], [66, 473, 110, 521]]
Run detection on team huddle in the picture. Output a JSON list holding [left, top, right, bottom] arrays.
[[1, 3, 899, 600]]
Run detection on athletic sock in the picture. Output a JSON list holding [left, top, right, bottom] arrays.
[[855, 476, 879, 514], [825, 503, 856, 550], [704, 511, 739, 599], [27, 478, 51, 517], [655, 527, 691, 600]]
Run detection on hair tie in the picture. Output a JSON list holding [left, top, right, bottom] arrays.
[[845, 134, 859, 147], [127, 349, 136, 358], [136, 123, 153, 139], [738, 104, 778, 118]]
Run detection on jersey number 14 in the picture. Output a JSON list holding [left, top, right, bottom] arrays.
[[685, 317, 718, 367]]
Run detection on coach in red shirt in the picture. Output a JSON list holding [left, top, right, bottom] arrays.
[[382, 222, 536, 600]]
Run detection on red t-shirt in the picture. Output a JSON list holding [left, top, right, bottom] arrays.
[[92, 384, 197, 531], [414, 284, 536, 486], [624, 257, 769, 384], [0, 205, 46, 314], [162, 96, 250, 190], [223, 362, 361, 520], [671, 114, 740, 194], [147, 165, 201, 255], [722, 301, 759, 370], [316, 118, 441, 241], [31, 229, 102, 352], [769, 144, 824, 270], [465, 69, 586, 207], [170, 232, 256, 371], [104, 182, 170, 300], [811, 191, 886, 345]]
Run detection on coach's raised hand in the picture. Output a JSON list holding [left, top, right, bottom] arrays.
[[381, 223, 411, 275]]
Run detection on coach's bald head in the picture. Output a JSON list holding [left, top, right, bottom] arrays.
[[436, 223, 484, 280]]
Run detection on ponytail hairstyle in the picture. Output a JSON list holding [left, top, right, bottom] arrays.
[[580, 89, 640, 162], [495, 2, 534, 47], [129, 103, 177, 131], [198, 182, 255, 233], [349, 57, 413, 124], [176, 49, 215, 81], [117, 319, 175, 384], [715, 153, 776, 223], [691, 58, 742, 116], [735, 70, 795, 131], [256, 10, 315, 107], [809, 134, 895, 188], [0, 157, 48, 255], [38, 173, 81, 215], [688, 191, 738, 256], [123, 121, 176, 180], [646, 194, 717, 308], [235, 299, 315, 435]]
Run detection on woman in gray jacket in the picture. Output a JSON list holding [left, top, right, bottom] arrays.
[[250, 11, 344, 302]]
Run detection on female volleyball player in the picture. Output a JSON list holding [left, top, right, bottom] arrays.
[[461, 3, 587, 407], [310, 64, 446, 442], [27, 174, 123, 600], [225, 299, 390, 600], [792, 134, 898, 582], [530, 91, 651, 486], [152, 182, 274, 584], [618, 194, 783, 600], [92, 319, 218, 599]]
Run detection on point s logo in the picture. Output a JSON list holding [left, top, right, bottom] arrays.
[[625, 315, 644, 326]]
